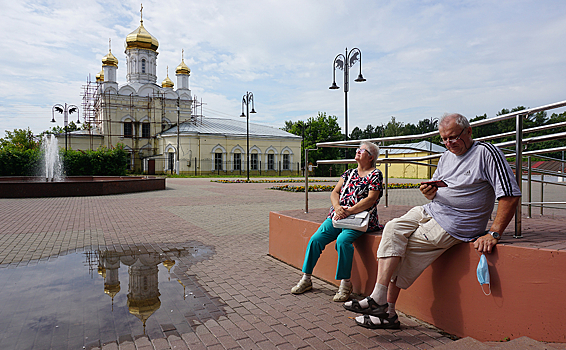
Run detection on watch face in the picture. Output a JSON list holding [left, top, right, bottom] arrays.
[[490, 231, 500, 239]]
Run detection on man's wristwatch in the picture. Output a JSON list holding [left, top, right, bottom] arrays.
[[486, 230, 501, 239]]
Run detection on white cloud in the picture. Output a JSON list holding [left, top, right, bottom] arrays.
[[1, 0, 566, 139]]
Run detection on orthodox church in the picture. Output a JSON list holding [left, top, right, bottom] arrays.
[[64, 9, 301, 175]]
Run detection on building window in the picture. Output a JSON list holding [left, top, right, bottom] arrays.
[[126, 152, 132, 170], [215, 153, 223, 170], [168, 152, 175, 171], [142, 123, 150, 138], [283, 154, 290, 170], [141, 59, 146, 73], [251, 153, 258, 170], [234, 153, 241, 171], [124, 122, 133, 137], [268, 154, 275, 170]]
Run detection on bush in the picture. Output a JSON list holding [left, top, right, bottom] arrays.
[[63, 145, 128, 176], [0, 148, 41, 176]]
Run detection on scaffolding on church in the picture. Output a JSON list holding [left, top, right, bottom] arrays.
[[80, 77, 198, 172]]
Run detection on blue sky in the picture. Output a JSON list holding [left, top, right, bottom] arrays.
[[1, 0, 566, 138]]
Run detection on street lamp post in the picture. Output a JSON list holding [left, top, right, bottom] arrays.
[[329, 47, 366, 140], [176, 98, 180, 175], [240, 92, 256, 181], [51, 103, 80, 151]]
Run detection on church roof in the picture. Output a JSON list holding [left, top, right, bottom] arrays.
[[161, 117, 301, 139]]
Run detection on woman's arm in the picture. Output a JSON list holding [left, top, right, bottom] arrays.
[[341, 190, 380, 217], [331, 177, 347, 219]]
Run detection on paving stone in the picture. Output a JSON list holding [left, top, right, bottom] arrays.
[[0, 178, 562, 349]]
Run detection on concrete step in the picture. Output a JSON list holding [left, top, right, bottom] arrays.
[[434, 336, 566, 349]]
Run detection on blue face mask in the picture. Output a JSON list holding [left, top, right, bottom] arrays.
[[476, 254, 491, 295]]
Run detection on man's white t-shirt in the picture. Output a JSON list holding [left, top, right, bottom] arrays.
[[423, 141, 522, 241]]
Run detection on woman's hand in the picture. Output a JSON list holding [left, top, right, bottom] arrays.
[[334, 206, 350, 220]]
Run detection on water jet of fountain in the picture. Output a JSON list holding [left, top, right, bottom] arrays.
[[42, 134, 63, 182]]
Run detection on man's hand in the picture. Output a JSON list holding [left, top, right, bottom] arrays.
[[473, 233, 498, 253], [420, 184, 438, 200]]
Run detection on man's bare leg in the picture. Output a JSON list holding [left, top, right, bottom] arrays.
[[344, 256, 401, 309]]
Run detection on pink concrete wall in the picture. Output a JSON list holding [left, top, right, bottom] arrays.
[[269, 210, 566, 343]]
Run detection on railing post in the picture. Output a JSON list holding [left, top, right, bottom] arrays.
[[514, 114, 523, 238], [527, 156, 532, 218], [540, 174, 544, 216], [305, 148, 309, 213], [384, 150, 389, 208]]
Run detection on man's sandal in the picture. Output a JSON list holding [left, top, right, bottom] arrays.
[[355, 314, 401, 329], [343, 296, 388, 318]]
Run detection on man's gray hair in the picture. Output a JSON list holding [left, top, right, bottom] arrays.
[[439, 113, 470, 129], [360, 141, 380, 168]]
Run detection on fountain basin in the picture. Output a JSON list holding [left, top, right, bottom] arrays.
[[0, 176, 166, 198]]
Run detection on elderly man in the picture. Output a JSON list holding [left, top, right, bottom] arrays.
[[344, 113, 522, 329]]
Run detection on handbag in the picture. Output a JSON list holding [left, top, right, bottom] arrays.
[[331, 169, 374, 232]]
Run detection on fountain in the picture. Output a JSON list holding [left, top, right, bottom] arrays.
[[42, 134, 63, 182], [0, 135, 165, 198]]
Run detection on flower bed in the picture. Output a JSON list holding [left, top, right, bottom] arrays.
[[270, 182, 420, 192], [212, 179, 328, 184], [269, 184, 335, 192]]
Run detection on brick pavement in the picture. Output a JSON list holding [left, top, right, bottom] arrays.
[[0, 177, 564, 349]]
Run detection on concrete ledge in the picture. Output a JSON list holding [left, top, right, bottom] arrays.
[[269, 208, 566, 343], [0, 176, 166, 198]]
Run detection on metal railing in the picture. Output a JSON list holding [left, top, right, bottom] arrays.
[[306, 99, 566, 238]]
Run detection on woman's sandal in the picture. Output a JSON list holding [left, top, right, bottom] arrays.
[[355, 314, 401, 330], [343, 296, 388, 318]]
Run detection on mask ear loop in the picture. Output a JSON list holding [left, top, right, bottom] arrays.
[[475, 251, 492, 296]]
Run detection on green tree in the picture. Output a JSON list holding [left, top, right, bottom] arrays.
[[282, 112, 343, 176], [0, 128, 41, 176], [0, 128, 40, 151], [39, 121, 82, 137], [383, 117, 405, 138]]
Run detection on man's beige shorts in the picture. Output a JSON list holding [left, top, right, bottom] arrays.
[[377, 206, 462, 289]]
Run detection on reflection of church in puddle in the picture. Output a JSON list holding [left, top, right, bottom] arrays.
[[95, 248, 188, 332]]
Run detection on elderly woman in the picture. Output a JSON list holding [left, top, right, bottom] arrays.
[[291, 141, 383, 302]]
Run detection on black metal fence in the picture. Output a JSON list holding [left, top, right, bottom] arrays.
[[148, 157, 302, 176]]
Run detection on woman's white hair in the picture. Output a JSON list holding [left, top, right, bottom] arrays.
[[360, 141, 379, 168]]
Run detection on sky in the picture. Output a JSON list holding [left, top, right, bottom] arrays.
[[1, 0, 566, 139]]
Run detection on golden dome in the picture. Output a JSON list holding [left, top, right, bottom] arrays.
[[126, 20, 159, 52], [162, 260, 175, 272], [162, 76, 174, 88], [102, 49, 118, 67], [176, 59, 190, 75], [162, 66, 174, 88], [96, 69, 104, 82], [104, 282, 121, 298]]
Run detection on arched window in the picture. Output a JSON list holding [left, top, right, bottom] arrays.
[[141, 59, 146, 74], [283, 154, 290, 170], [142, 122, 150, 138], [123, 120, 133, 137]]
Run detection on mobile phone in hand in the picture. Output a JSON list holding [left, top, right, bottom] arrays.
[[421, 180, 448, 188]]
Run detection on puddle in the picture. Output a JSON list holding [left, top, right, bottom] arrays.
[[0, 242, 219, 350]]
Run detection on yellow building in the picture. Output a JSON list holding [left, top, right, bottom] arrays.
[[62, 9, 301, 175], [376, 141, 445, 179]]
